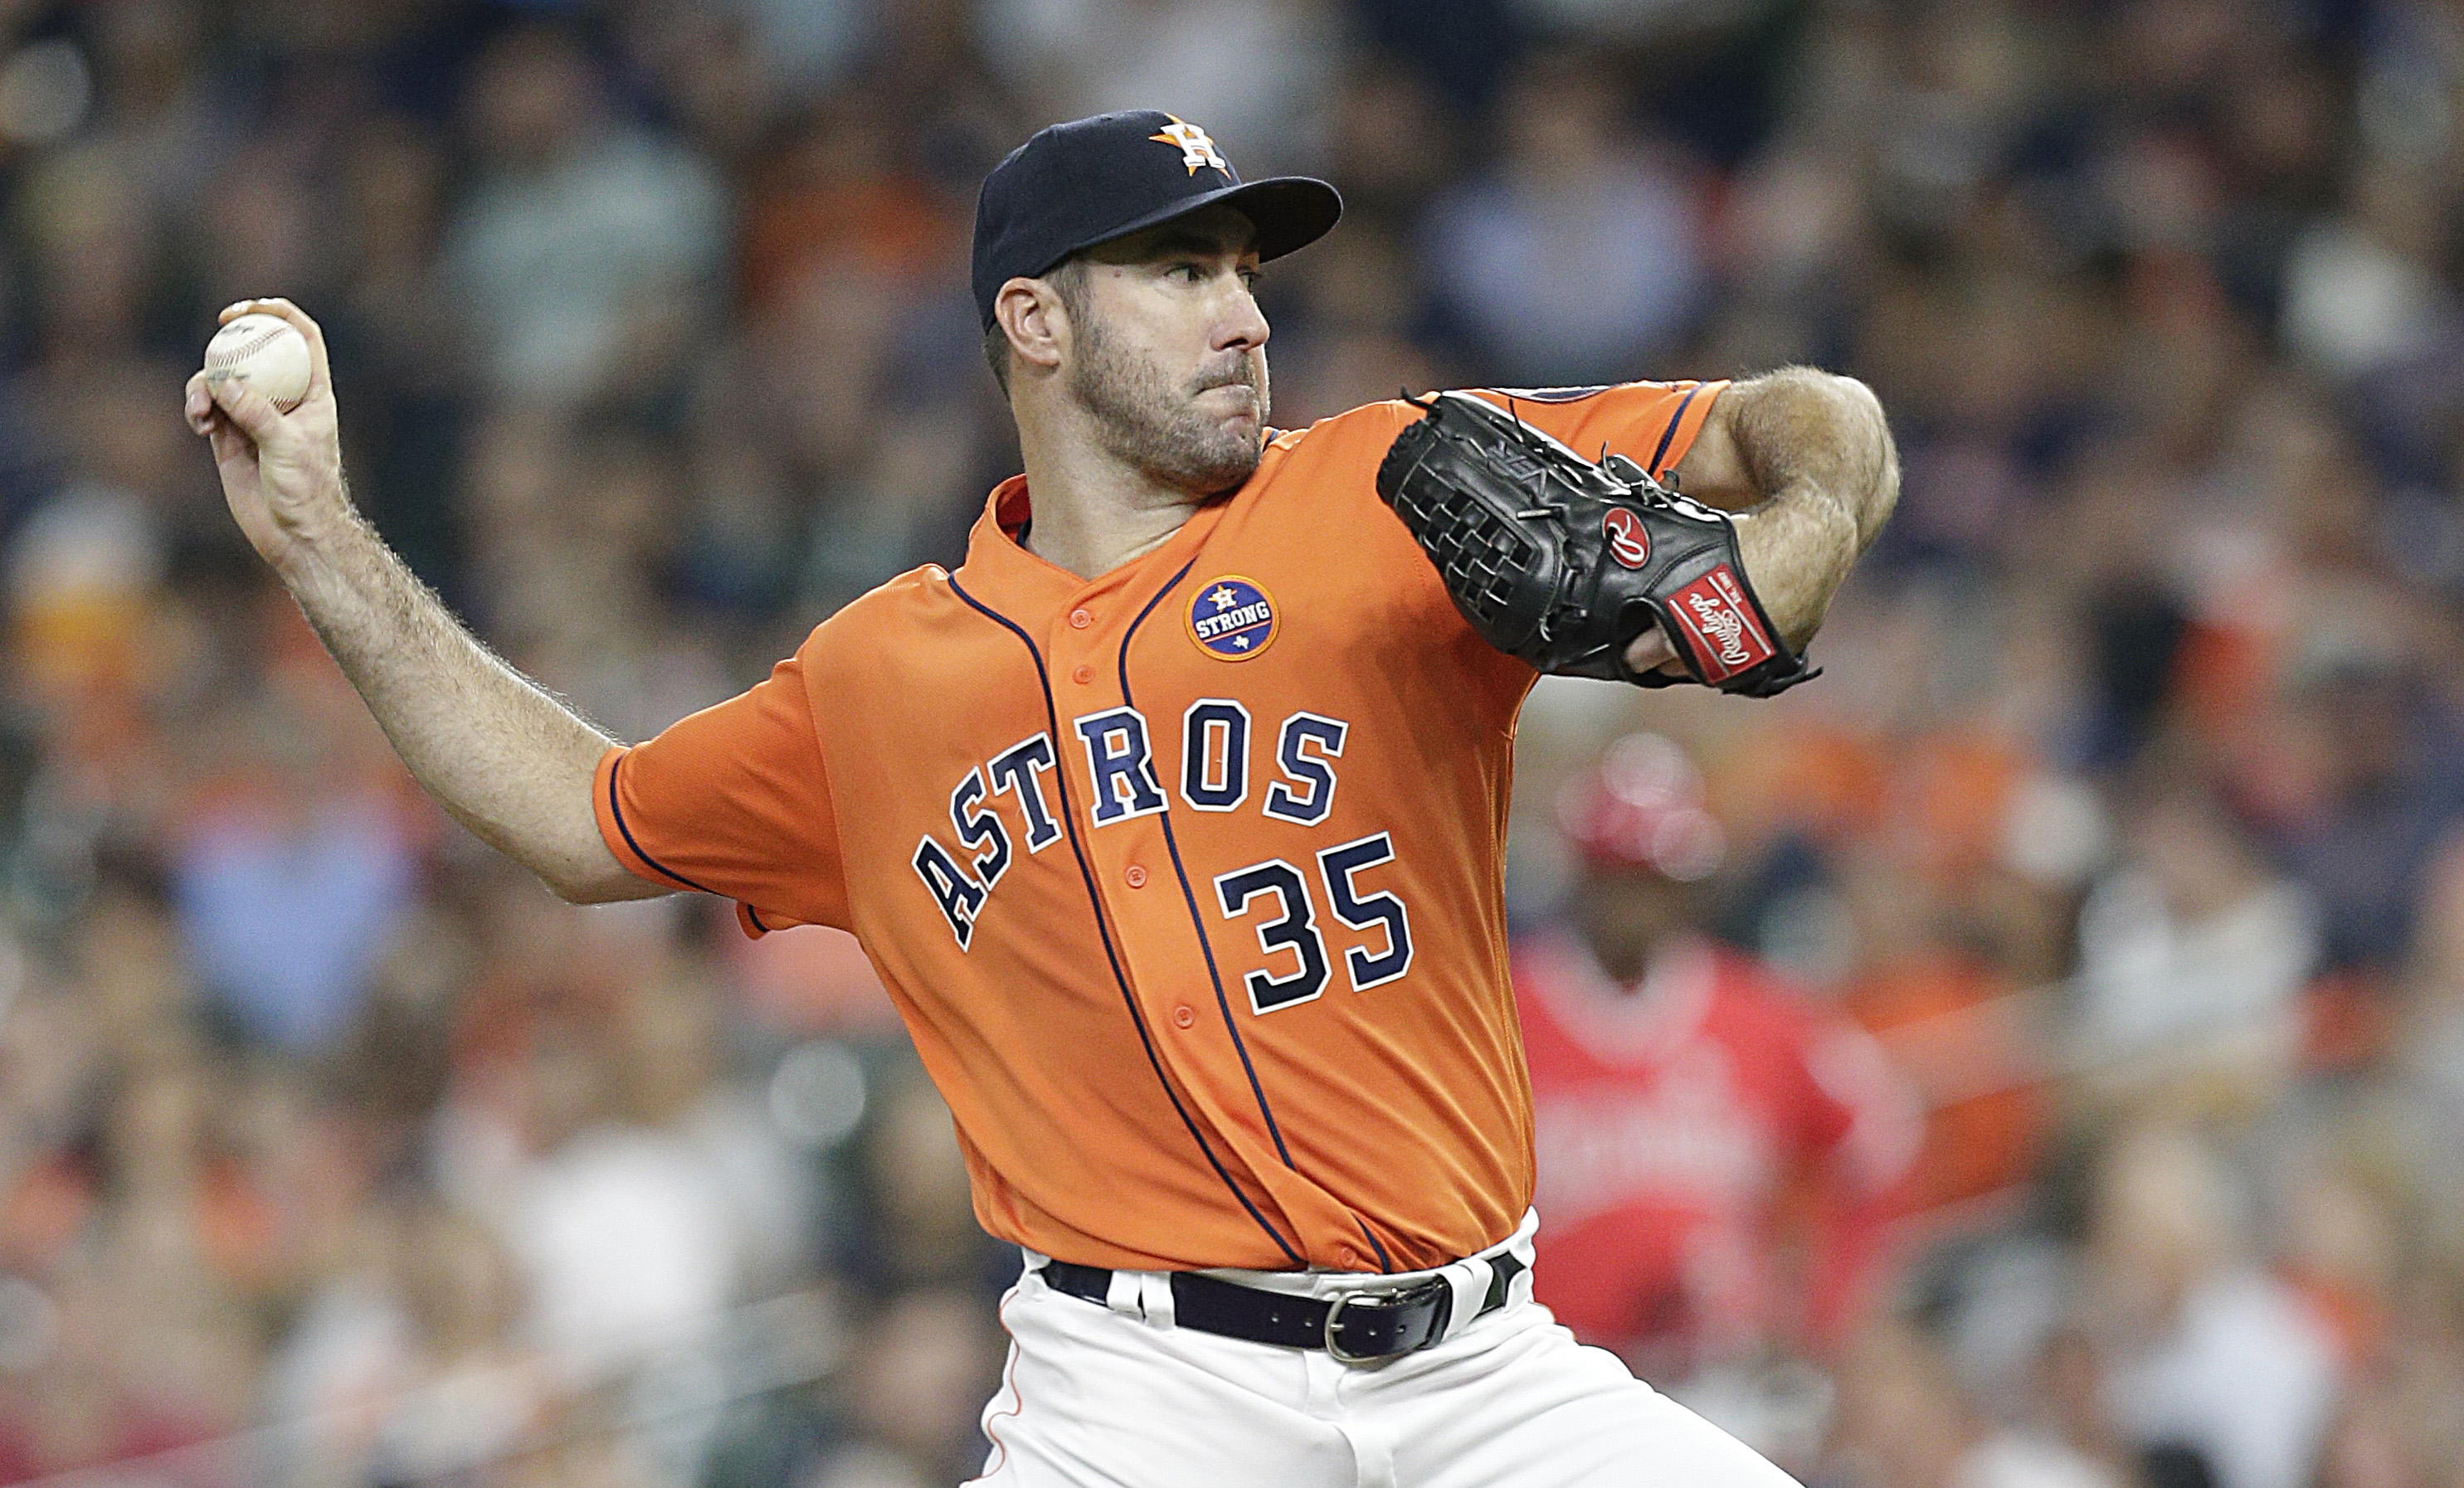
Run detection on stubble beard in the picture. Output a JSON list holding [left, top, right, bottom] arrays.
[[1069, 315, 1269, 498]]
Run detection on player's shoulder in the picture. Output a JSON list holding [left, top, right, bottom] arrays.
[[1471, 384, 1626, 407], [798, 562, 958, 659], [1259, 380, 1712, 462], [1257, 398, 1419, 469], [1474, 381, 1699, 405], [1225, 403, 1428, 533]]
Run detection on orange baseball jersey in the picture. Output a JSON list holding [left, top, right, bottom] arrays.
[[594, 381, 1728, 1275]]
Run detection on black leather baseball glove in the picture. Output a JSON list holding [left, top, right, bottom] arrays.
[[1375, 391, 1819, 698]]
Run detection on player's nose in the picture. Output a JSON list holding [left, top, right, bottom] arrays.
[[1215, 284, 1269, 352]]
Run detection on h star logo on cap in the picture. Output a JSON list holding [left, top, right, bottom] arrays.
[[1151, 115, 1229, 176]]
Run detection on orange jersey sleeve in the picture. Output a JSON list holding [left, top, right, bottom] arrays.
[[1458, 381, 1728, 481], [592, 646, 851, 934]]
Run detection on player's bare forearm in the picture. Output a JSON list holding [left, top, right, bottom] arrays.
[[183, 299, 659, 905], [280, 510, 656, 902], [1670, 367, 1899, 648]]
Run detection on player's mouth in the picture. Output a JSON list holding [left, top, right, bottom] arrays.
[[1191, 383, 1261, 430], [1194, 363, 1261, 400]]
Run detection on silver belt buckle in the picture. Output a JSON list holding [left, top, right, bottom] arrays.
[[1322, 1279, 1449, 1364], [1322, 1291, 1374, 1364]]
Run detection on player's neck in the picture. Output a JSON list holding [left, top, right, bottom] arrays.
[[1013, 420, 1208, 580]]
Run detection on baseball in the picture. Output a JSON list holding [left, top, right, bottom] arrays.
[[202, 313, 312, 413]]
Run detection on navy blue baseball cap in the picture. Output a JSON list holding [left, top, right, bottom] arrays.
[[971, 110, 1343, 331]]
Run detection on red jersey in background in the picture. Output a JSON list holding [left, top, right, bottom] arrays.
[[1516, 932, 1921, 1369]]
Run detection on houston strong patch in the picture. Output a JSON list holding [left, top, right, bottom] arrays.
[[1187, 576, 1278, 660]]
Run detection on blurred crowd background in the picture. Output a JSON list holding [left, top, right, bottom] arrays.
[[0, 0, 2458, 1484]]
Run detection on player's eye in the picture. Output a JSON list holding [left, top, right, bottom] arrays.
[[1239, 268, 1263, 293]]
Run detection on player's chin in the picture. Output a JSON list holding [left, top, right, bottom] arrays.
[[1172, 430, 1264, 497], [1201, 400, 1266, 451], [1211, 411, 1263, 449]]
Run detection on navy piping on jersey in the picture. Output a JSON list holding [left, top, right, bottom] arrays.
[[607, 751, 724, 897], [949, 572, 1306, 1268], [744, 905, 770, 934], [1118, 560, 1298, 1174], [1647, 382, 1705, 475], [1352, 1215, 1394, 1273]]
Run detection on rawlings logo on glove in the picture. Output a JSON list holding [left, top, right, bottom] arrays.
[[1602, 508, 1651, 568], [1374, 391, 1819, 698]]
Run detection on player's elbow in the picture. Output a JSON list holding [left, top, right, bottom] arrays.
[[548, 872, 667, 906], [539, 849, 671, 906], [1755, 367, 1898, 515], [1752, 364, 1878, 419], [1831, 372, 1902, 528], [1810, 369, 1892, 449], [545, 870, 614, 905], [1826, 372, 1895, 456]]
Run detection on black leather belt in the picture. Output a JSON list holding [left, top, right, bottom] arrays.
[[1040, 1252, 1526, 1363]]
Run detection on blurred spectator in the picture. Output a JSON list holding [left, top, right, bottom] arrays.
[[361, 1204, 547, 1486], [2084, 1123, 2340, 1488], [170, 726, 421, 1053], [2393, 838, 2464, 1166], [2280, 163, 2455, 385], [1423, 52, 1709, 382], [1516, 733, 1922, 1379], [430, 958, 742, 1388], [2265, 644, 2464, 975], [2071, 768, 2319, 1108], [975, 0, 1340, 168], [439, 24, 727, 404], [813, 1289, 1003, 1487]]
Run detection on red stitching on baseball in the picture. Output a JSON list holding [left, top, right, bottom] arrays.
[[207, 324, 290, 367]]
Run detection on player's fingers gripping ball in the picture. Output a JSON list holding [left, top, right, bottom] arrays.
[[1376, 391, 1819, 697], [201, 313, 313, 413]]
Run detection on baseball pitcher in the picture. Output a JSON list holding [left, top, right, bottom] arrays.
[[186, 110, 1900, 1486]]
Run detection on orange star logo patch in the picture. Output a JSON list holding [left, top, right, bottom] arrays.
[[1150, 115, 1230, 177]]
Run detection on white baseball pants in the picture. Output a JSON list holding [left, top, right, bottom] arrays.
[[966, 1217, 1804, 1488]]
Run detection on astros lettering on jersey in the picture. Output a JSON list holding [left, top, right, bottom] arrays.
[[593, 381, 1726, 1275]]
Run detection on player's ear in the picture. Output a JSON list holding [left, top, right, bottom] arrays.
[[996, 278, 1067, 377]]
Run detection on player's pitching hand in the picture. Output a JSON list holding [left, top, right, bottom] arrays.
[[183, 298, 348, 574]]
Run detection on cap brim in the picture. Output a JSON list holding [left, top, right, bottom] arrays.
[[1047, 175, 1343, 273]]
